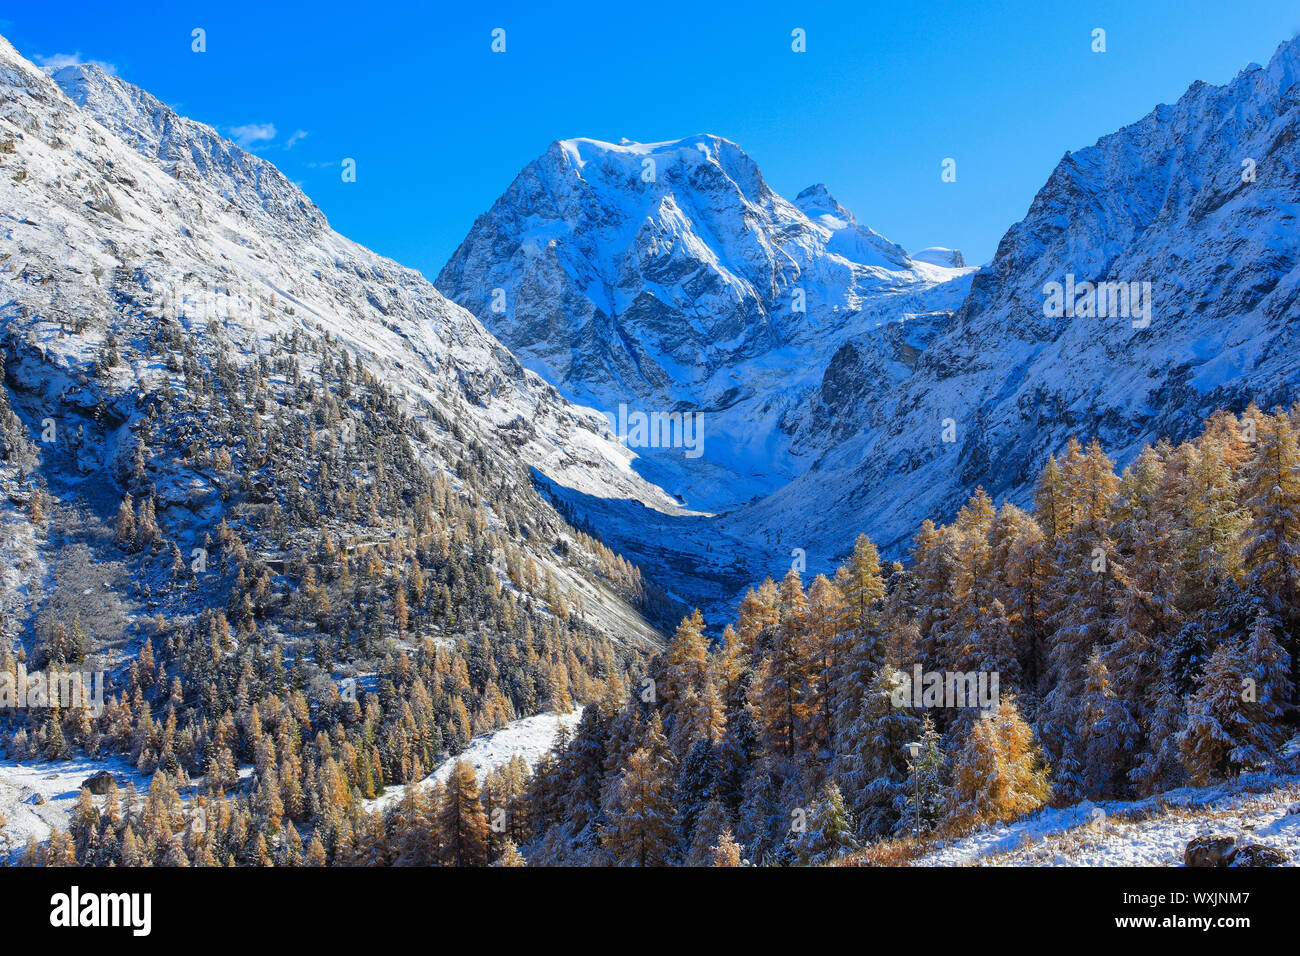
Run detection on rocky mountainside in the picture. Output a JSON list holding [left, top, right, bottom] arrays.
[[729, 36, 1300, 561], [0, 33, 675, 661]]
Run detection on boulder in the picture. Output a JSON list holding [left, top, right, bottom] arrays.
[[82, 770, 119, 795], [1231, 843, 1287, 867], [1184, 835, 1235, 867]]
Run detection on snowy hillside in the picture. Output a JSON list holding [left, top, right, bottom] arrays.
[[39, 50, 687, 525], [0, 706, 582, 858], [368, 707, 583, 813], [437, 134, 974, 517], [728, 37, 1300, 562], [0, 33, 678, 649], [912, 772, 1300, 867]]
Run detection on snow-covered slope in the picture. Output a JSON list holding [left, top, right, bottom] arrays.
[[730, 37, 1300, 561], [436, 134, 974, 515], [41, 53, 681, 519], [368, 707, 584, 813], [0, 33, 671, 648], [0, 755, 152, 859], [913, 772, 1300, 867]]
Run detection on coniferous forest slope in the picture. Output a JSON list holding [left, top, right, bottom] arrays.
[[520, 407, 1300, 866], [0, 32, 664, 865], [0, 21, 1298, 872]]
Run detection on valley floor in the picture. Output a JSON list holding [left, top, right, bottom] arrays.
[[0, 708, 587, 859]]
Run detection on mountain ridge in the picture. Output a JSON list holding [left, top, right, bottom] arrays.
[[438, 37, 1300, 591], [0, 33, 678, 651], [436, 131, 974, 518], [726, 33, 1300, 562]]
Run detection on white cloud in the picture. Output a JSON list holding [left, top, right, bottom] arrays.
[[286, 129, 309, 149], [229, 123, 277, 149], [34, 52, 116, 75]]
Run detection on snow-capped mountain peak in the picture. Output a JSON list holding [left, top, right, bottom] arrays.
[[435, 131, 975, 611], [439, 36, 1300, 608], [436, 134, 973, 510]]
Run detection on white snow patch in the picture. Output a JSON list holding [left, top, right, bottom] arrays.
[[368, 708, 584, 813], [0, 754, 148, 857], [914, 773, 1300, 867]]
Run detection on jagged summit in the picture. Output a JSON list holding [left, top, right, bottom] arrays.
[[794, 183, 856, 226], [730, 31, 1300, 561], [556, 132, 741, 155], [49, 61, 329, 235], [911, 247, 966, 268], [440, 38, 1300, 592]]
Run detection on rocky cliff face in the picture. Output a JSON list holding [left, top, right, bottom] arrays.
[[728, 37, 1300, 562]]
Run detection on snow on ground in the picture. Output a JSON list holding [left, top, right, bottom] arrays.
[[0, 754, 149, 858], [1, 708, 584, 855], [369, 708, 584, 813], [0, 755, 259, 862], [1, 707, 585, 854], [914, 772, 1300, 866]]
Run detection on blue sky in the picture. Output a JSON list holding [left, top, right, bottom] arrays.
[[4, 1, 1297, 278]]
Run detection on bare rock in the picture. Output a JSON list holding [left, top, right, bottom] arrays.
[[1231, 843, 1287, 867], [82, 770, 119, 795], [1184, 835, 1235, 867]]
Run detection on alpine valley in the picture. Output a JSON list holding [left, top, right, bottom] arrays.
[[439, 39, 1300, 598], [1, 25, 1299, 870]]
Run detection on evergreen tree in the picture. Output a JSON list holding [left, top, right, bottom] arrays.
[[945, 698, 1050, 829], [685, 797, 731, 867], [1178, 629, 1285, 784], [709, 828, 744, 867], [437, 759, 489, 866], [495, 839, 527, 867], [600, 746, 677, 867], [793, 782, 857, 865], [832, 663, 920, 836], [753, 570, 811, 762], [1241, 408, 1300, 700], [1077, 648, 1139, 798]]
